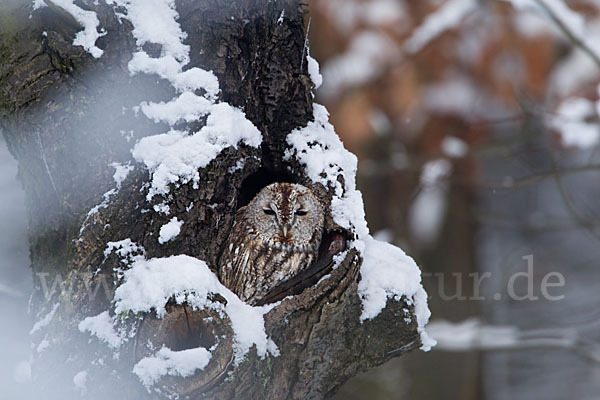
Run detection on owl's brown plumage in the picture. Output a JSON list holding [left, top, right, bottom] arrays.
[[218, 183, 325, 305]]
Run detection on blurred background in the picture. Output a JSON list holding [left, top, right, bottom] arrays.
[[305, 0, 600, 399], [3, 0, 600, 398]]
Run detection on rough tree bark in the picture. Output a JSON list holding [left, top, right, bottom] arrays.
[[0, 1, 423, 399]]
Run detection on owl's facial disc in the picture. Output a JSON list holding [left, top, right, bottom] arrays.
[[260, 202, 288, 237], [254, 185, 321, 246]]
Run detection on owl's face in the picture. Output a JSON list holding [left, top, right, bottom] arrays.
[[247, 183, 324, 250]]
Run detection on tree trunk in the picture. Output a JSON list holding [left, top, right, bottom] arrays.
[[0, 1, 424, 399]]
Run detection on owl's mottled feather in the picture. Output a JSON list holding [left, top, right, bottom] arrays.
[[218, 183, 324, 305]]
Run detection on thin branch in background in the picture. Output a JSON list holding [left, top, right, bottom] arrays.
[[532, 0, 600, 69]]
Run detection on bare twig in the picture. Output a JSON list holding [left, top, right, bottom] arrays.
[[532, 0, 600, 68]]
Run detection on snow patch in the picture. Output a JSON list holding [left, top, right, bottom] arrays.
[[441, 136, 468, 158], [111, 162, 134, 188], [109, 0, 189, 62], [504, 0, 584, 36], [132, 104, 261, 199], [41, 0, 106, 58], [321, 31, 398, 97], [286, 104, 433, 349], [30, 302, 60, 335], [158, 217, 183, 244], [286, 104, 368, 237], [512, 9, 558, 38], [133, 346, 211, 387], [32, 0, 47, 10], [78, 311, 124, 349], [114, 255, 278, 363], [84, 189, 115, 220], [307, 55, 323, 90], [550, 97, 600, 149], [108, 0, 261, 205], [551, 49, 600, 97], [80, 162, 136, 235], [228, 159, 245, 174], [140, 92, 213, 126], [405, 0, 477, 54], [127, 52, 220, 96], [36, 336, 51, 353], [358, 236, 435, 350], [321, 0, 409, 33], [104, 238, 145, 261]]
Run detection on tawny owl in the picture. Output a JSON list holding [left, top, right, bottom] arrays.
[[218, 183, 325, 305]]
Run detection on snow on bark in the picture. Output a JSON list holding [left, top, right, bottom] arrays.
[[33, 0, 106, 57], [132, 104, 261, 200], [104, 0, 262, 203], [133, 346, 212, 388], [78, 311, 124, 349], [158, 217, 183, 244], [113, 255, 278, 363], [285, 102, 434, 350]]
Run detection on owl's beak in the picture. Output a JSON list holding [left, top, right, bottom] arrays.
[[282, 224, 291, 237]]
